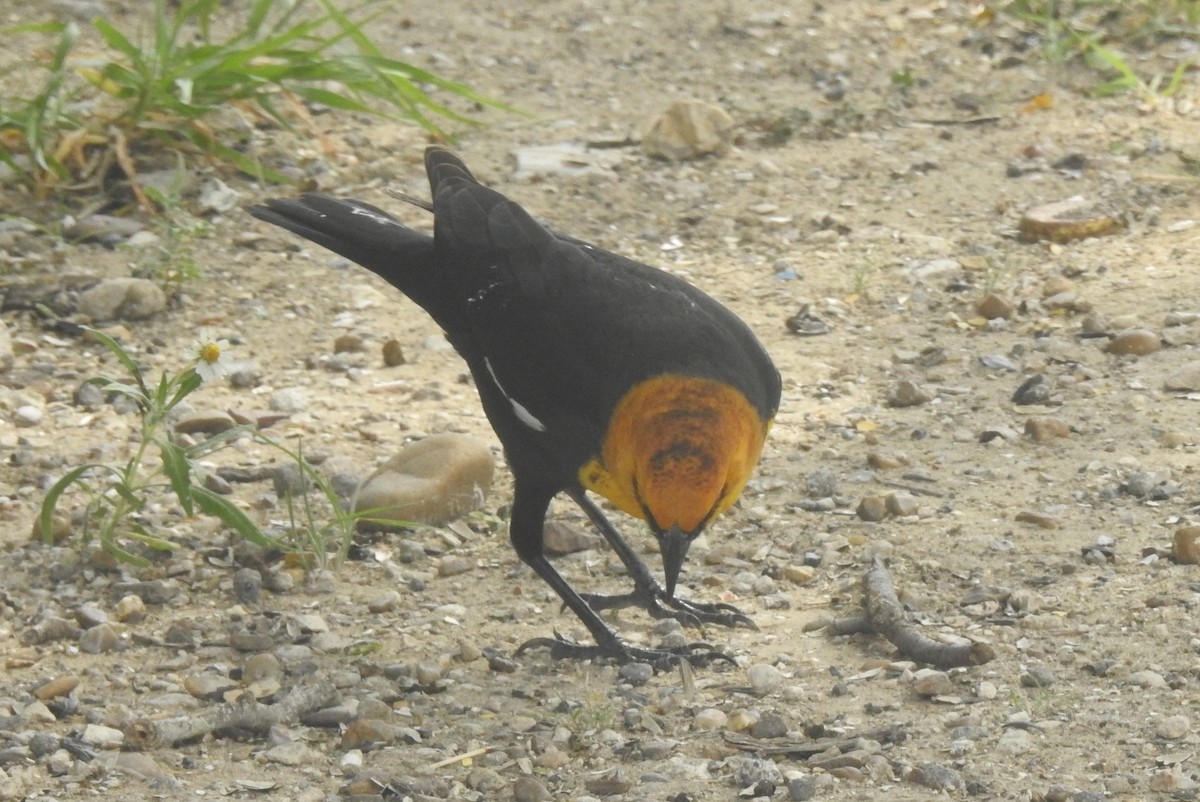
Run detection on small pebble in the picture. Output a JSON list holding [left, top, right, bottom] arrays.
[[79, 623, 119, 654], [32, 676, 80, 701], [1020, 667, 1054, 688], [618, 662, 654, 686], [381, 338, 406, 366], [1156, 715, 1190, 741], [1024, 417, 1070, 442], [886, 379, 932, 408], [912, 669, 953, 697], [512, 775, 553, 802], [746, 663, 785, 695], [749, 712, 789, 739], [1015, 511, 1061, 530], [367, 590, 402, 613], [907, 762, 965, 792], [885, 492, 918, 517], [1173, 526, 1200, 564], [232, 568, 263, 605], [857, 496, 887, 522], [694, 708, 728, 730], [976, 294, 1014, 320], [80, 723, 125, 749], [1012, 373, 1051, 405], [1130, 670, 1168, 689], [805, 467, 839, 498], [1104, 329, 1161, 356], [1164, 360, 1200, 392]]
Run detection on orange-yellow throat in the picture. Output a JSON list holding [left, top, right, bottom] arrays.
[[579, 375, 770, 533]]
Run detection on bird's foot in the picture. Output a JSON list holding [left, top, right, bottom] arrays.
[[580, 587, 757, 630], [515, 631, 735, 669]]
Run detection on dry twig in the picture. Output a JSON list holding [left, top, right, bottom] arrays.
[[860, 555, 994, 669], [123, 677, 338, 750]]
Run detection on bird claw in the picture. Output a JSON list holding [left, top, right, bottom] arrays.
[[515, 632, 736, 669], [580, 588, 757, 631]]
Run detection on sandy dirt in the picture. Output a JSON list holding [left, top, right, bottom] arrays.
[[2, 1, 1200, 800]]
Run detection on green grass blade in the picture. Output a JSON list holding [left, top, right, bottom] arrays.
[[174, 125, 292, 183], [39, 464, 95, 544], [128, 522, 181, 552], [83, 327, 149, 396], [100, 536, 151, 567], [92, 16, 143, 63], [158, 439, 194, 515], [191, 485, 275, 548]]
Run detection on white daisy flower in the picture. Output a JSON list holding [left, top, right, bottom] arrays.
[[191, 330, 231, 383]]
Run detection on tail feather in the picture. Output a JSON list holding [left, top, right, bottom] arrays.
[[247, 194, 460, 331]]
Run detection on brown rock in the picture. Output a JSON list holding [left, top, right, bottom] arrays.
[[1018, 198, 1124, 243], [334, 334, 363, 353], [175, 410, 237, 435], [1024, 417, 1070, 442], [886, 379, 931, 408], [867, 451, 909, 470], [1015, 511, 1061, 530], [857, 496, 887, 522], [354, 434, 495, 529], [32, 676, 80, 701], [382, 338, 406, 367], [1173, 526, 1200, 564], [341, 718, 400, 750], [976, 294, 1014, 320], [1104, 329, 1161, 356]]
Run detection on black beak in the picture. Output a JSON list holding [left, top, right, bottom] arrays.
[[660, 525, 691, 598]]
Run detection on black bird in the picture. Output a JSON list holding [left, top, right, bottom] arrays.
[[248, 147, 781, 664]]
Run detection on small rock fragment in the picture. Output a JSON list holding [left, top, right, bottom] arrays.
[[79, 623, 119, 654], [1012, 374, 1051, 405], [642, 100, 734, 161], [694, 708, 728, 730], [857, 496, 887, 522], [512, 775, 553, 802], [912, 669, 953, 697], [907, 762, 965, 792], [113, 594, 146, 623], [1173, 526, 1200, 564], [381, 338, 406, 367], [1018, 198, 1124, 243], [1024, 417, 1070, 442], [976, 294, 1014, 320], [885, 492, 918, 517], [1164, 360, 1200, 392], [886, 379, 931, 408], [746, 663, 784, 695], [542, 521, 601, 556], [1015, 511, 1061, 530]]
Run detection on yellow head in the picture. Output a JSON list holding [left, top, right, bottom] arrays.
[[579, 374, 770, 595]]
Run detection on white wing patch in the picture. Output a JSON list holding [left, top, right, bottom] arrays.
[[484, 357, 548, 432]]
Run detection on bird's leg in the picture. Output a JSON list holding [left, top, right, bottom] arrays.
[[508, 483, 734, 667], [567, 489, 756, 630]]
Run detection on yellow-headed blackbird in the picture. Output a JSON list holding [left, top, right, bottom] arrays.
[[249, 147, 780, 664]]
